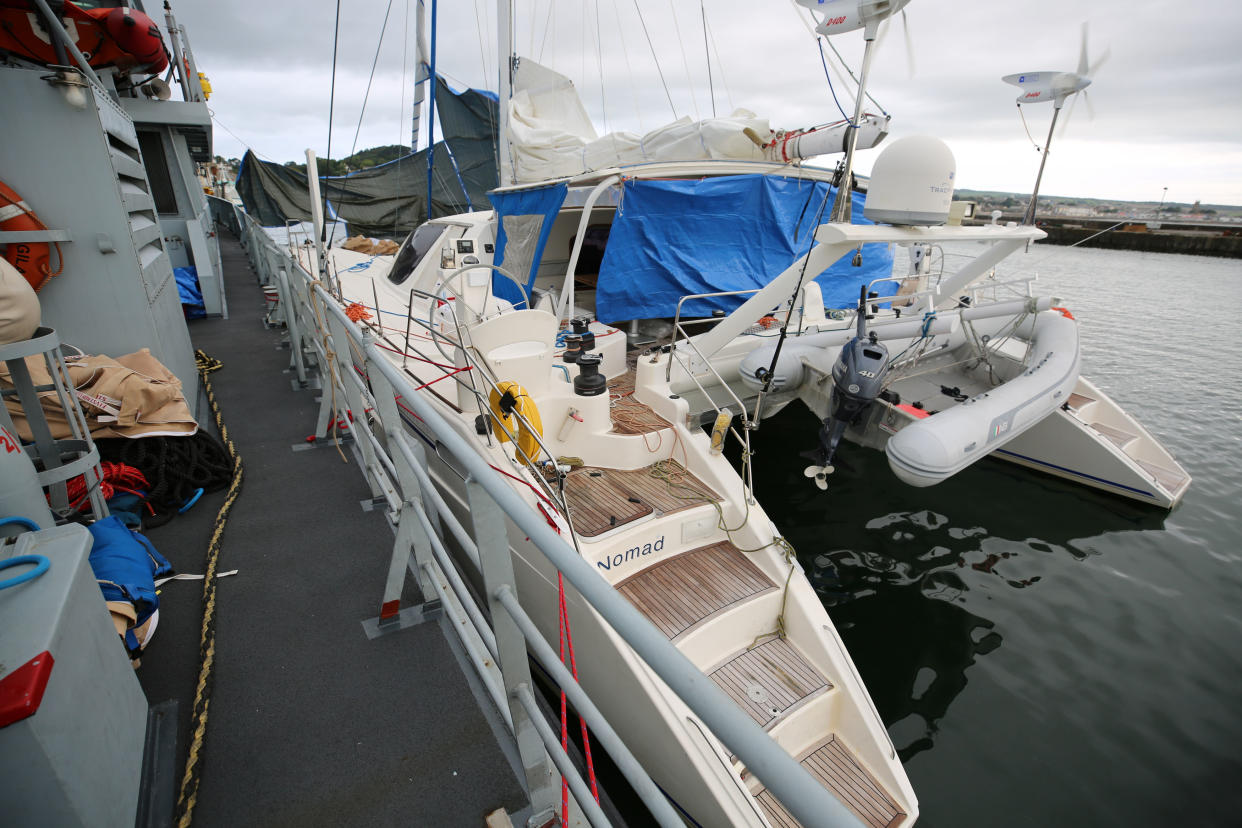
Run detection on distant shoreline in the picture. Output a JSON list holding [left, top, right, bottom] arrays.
[[966, 214, 1242, 258]]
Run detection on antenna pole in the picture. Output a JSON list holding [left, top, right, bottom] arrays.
[[827, 34, 878, 224], [1022, 102, 1061, 225]]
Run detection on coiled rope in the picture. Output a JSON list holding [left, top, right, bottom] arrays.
[[173, 350, 244, 827]]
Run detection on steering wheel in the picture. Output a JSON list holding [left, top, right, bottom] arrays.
[[434, 263, 529, 321]]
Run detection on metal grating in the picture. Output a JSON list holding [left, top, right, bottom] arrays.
[[615, 540, 775, 640]]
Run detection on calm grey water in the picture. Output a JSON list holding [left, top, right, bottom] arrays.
[[750, 244, 1242, 827]]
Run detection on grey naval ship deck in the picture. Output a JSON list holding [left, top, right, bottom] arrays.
[[137, 231, 531, 826]]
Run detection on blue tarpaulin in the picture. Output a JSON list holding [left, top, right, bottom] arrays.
[[594, 175, 894, 322], [487, 182, 569, 307], [174, 266, 205, 319]]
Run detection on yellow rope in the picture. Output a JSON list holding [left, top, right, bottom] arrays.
[[308, 282, 349, 464], [173, 351, 245, 827]]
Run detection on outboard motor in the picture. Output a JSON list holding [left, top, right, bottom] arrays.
[[804, 286, 891, 489]]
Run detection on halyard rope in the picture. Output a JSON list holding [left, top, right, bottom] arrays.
[[173, 350, 245, 827]]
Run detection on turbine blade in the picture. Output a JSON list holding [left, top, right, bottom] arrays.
[[1084, 89, 1095, 120], [1078, 21, 1089, 75], [1088, 47, 1111, 77], [902, 9, 916, 78], [1058, 91, 1079, 136]]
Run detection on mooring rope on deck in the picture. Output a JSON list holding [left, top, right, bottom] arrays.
[[173, 350, 245, 827]]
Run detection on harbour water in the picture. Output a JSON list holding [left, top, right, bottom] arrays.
[[750, 244, 1242, 826]]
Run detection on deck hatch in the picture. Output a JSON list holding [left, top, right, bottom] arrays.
[[708, 638, 831, 729], [563, 460, 719, 538]]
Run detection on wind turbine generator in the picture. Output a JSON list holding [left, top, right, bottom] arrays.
[[1003, 23, 1109, 225], [795, 0, 912, 222]]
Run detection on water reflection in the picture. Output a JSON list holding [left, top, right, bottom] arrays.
[[746, 407, 1167, 760]]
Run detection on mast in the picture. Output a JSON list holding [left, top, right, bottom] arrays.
[[426, 0, 438, 220], [410, 0, 428, 150], [497, 0, 513, 187]]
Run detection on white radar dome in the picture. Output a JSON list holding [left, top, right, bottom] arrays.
[[863, 135, 956, 226]]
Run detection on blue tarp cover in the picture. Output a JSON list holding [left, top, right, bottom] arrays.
[[594, 175, 894, 322], [487, 182, 568, 306], [174, 266, 205, 319]]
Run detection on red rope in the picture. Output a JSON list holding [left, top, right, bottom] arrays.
[[559, 573, 570, 823], [560, 573, 599, 802], [372, 340, 462, 371], [557, 571, 600, 822], [63, 462, 149, 512]]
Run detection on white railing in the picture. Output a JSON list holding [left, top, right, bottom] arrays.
[[208, 196, 867, 828]]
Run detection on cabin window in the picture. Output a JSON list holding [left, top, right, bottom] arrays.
[[136, 131, 178, 215], [387, 223, 447, 285]]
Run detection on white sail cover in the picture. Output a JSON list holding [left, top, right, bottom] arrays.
[[509, 60, 769, 183]]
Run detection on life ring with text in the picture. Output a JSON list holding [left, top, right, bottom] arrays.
[[0, 181, 60, 292], [488, 381, 543, 464]]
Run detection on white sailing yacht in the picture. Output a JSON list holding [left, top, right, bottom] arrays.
[[297, 0, 1182, 824]]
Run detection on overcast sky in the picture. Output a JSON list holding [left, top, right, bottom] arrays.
[[172, 0, 1242, 206]]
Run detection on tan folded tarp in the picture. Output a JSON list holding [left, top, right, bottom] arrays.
[[1, 348, 198, 440]]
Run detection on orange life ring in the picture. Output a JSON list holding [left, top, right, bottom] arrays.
[[0, 181, 59, 292]]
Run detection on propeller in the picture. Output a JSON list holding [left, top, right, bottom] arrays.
[[1003, 22, 1109, 111], [1004, 22, 1110, 225], [876, 7, 915, 77]]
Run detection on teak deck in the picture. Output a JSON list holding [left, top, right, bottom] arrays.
[[708, 638, 831, 729], [562, 460, 719, 538], [615, 540, 775, 640], [755, 735, 906, 828]]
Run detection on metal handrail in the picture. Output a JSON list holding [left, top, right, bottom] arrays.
[[232, 208, 867, 828], [668, 287, 763, 380]]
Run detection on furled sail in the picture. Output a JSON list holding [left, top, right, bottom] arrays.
[[508, 60, 770, 183]]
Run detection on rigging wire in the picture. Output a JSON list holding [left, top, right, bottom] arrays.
[[347, 0, 397, 160], [704, 13, 733, 114], [613, 0, 644, 131], [208, 112, 275, 161], [594, 0, 608, 133], [474, 0, 491, 87], [823, 36, 888, 115], [667, 0, 699, 119], [818, 38, 855, 124], [323, 0, 342, 251], [632, 0, 677, 120], [537, 0, 554, 63], [394, 0, 410, 239], [700, 0, 716, 118]]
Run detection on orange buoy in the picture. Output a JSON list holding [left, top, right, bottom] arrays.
[[0, 181, 59, 293]]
